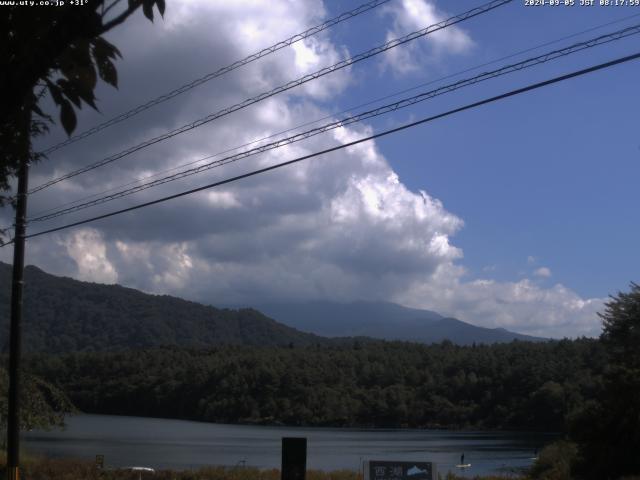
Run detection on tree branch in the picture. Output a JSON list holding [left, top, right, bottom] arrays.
[[98, 1, 140, 35], [101, 0, 124, 21]]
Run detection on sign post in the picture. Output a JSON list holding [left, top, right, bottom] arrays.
[[281, 437, 307, 480], [364, 460, 437, 480]]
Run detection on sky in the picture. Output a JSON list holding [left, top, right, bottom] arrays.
[[2, 0, 639, 338]]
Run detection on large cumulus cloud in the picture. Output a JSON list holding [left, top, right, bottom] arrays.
[[0, 0, 605, 338]]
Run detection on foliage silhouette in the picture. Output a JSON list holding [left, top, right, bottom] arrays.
[[0, 0, 165, 212], [570, 283, 640, 480]]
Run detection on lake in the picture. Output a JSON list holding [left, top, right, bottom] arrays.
[[23, 414, 556, 477]]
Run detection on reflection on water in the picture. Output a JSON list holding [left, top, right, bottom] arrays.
[[24, 414, 556, 477]]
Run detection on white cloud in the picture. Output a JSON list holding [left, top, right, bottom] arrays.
[[397, 273, 604, 338], [61, 229, 118, 284], [3, 0, 604, 341], [381, 0, 473, 75], [534, 267, 552, 278], [206, 191, 242, 209]]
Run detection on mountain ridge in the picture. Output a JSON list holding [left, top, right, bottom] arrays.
[[246, 300, 547, 344], [0, 262, 546, 352], [0, 262, 324, 353]]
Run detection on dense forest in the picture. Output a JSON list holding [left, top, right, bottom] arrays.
[[1, 264, 637, 478], [0, 279, 636, 480], [25, 338, 605, 432], [0, 263, 325, 352]]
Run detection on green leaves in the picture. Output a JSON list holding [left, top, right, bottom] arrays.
[[92, 37, 121, 88], [0, 0, 167, 212], [129, 0, 166, 22], [57, 39, 96, 92], [142, 0, 154, 21], [59, 98, 77, 136], [45, 78, 79, 136], [45, 37, 104, 136], [0, 367, 76, 433], [599, 282, 640, 369], [141, 0, 166, 22], [32, 0, 164, 137], [156, 0, 166, 17], [567, 283, 640, 480], [96, 58, 119, 88]]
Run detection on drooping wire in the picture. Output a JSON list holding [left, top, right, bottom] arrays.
[[39, 0, 393, 155], [27, 23, 640, 224], [19, 50, 640, 242], [28, 0, 512, 195], [27, 10, 640, 221]]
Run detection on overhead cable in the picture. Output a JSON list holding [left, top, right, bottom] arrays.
[[20, 50, 640, 241], [40, 0, 393, 155], [28, 0, 512, 195], [28, 10, 640, 220], [27, 23, 640, 224]]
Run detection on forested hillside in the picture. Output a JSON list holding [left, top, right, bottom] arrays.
[[0, 263, 323, 352], [25, 338, 605, 431], [0, 262, 544, 352]]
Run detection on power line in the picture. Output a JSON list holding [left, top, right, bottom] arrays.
[[20, 50, 640, 242], [39, 0, 392, 155], [27, 11, 640, 221], [27, 23, 640, 223], [28, 0, 512, 195]]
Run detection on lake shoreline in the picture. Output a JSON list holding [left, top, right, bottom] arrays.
[[24, 413, 554, 477], [64, 411, 560, 434]]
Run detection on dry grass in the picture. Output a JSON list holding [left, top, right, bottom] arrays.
[[0, 456, 365, 480], [442, 473, 527, 480], [0, 457, 536, 480], [0, 454, 573, 480]]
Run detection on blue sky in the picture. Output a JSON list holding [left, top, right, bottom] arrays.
[[3, 0, 639, 337], [324, 0, 640, 299]]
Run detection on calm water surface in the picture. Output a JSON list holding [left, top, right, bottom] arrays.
[[24, 414, 556, 477]]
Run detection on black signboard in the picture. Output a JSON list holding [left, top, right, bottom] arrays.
[[281, 437, 307, 480], [367, 461, 434, 480]]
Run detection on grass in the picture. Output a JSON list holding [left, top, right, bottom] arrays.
[[0, 455, 534, 480], [0, 455, 365, 480]]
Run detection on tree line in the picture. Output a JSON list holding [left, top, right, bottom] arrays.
[[8, 282, 640, 479], [24, 338, 605, 432]]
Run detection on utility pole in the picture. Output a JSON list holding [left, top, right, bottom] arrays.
[[6, 146, 29, 480]]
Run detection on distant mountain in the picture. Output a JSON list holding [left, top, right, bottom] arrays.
[[0, 262, 323, 353], [249, 300, 547, 345], [0, 262, 545, 353]]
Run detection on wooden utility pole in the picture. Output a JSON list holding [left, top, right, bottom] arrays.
[[6, 146, 29, 480]]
